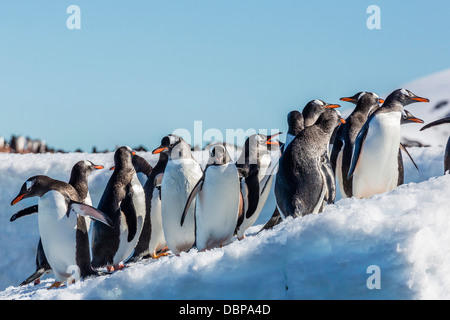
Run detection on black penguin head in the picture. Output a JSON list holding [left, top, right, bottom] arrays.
[[287, 110, 304, 135], [340, 92, 384, 115], [152, 134, 192, 160], [238, 132, 281, 166], [302, 99, 340, 127], [113, 146, 135, 170], [384, 88, 429, 107], [208, 143, 232, 165], [340, 92, 384, 105], [401, 109, 424, 125], [71, 160, 104, 177], [315, 109, 346, 133], [11, 175, 50, 205]]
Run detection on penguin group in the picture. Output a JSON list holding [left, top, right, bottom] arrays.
[[10, 87, 435, 289]]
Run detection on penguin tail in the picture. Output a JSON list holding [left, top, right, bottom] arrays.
[[258, 207, 283, 233]]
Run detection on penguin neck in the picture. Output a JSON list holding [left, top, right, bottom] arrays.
[[68, 173, 89, 200], [351, 101, 377, 119]]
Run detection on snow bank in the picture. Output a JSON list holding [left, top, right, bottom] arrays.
[[0, 146, 449, 300]]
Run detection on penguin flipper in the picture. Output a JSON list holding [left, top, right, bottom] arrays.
[[420, 116, 450, 131], [347, 119, 370, 179], [244, 173, 260, 219], [330, 130, 344, 174], [132, 154, 153, 176], [400, 143, 419, 171], [180, 174, 204, 227], [10, 204, 39, 222], [120, 189, 138, 242], [67, 201, 114, 228]]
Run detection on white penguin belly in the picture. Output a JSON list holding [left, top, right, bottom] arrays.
[[148, 187, 166, 255], [353, 112, 401, 199], [38, 191, 77, 282], [161, 158, 203, 255], [82, 192, 92, 232], [113, 174, 146, 264], [196, 163, 240, 251]]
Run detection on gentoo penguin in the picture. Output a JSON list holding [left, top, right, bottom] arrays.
[[347, 88, 429, 199], [152, 134, 203, 255], [399, 109, 424, 173], [10, 160, 104, 286], [235, 133, 281, 240], [91, 146, 146, 271], [11, 175, 113, 288], [330, 92, 383, 198], [275, 108, 345, 218], [128, 151, 169, 262], [420, 116, 450, 173], [181, 143, 240, 251], [259, 112, 303, 231], [303, 100, 341, 205]]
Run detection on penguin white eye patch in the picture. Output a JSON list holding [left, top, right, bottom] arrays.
[[26, 180, 35, 190]]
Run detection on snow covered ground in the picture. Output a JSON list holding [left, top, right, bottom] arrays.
[[0, 143, 449, 300]]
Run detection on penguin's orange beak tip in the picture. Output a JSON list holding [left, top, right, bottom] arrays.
[[326, 104, 341, 109], [109, 166, 115, 171], [340, 118, 346, 124], [339, 97, 355, 102], [94, 165, 104, 170], [11, 193, 26, 206], [152, 147, 168, 154], [131, 151, 136, 156], [379, 99, 385, 104]]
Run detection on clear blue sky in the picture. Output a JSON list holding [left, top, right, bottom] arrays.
[[0, 1, 449, 152]]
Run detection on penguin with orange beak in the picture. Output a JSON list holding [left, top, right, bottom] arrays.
[[235, 132, 281, 240], [348, 89, 429, 199], [331, 92, 384, 199], [275, 108, 345, 218]]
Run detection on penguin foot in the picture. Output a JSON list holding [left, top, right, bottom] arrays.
[[47, 281, 65, 290], [34, 279, 41, 285], [151, 252, 170, 259], [107, 264, 126, 272], [238, 235, 246, 241]]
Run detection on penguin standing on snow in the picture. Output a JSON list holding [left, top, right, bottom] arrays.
[[91, 146, 146, 271], [128, 151, 169, 262], [235, 133, 281, 240], [420, 116, 450, 174], [11, 175, 113, 289], [330, 92, 384, 198], [275, 108, 345, 218], [347, 89, 429, 199], [10, 160, 104, 286], [181, 143, 241, 251], [302, 100, 341, 206], [152, 134, 203, 255]]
